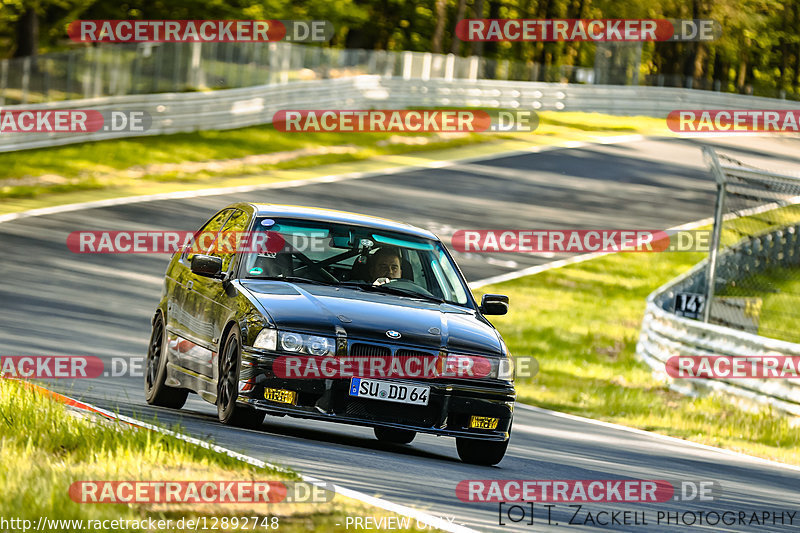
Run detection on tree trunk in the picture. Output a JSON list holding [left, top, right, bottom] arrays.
[[537, 0, 555, 79], [451, 0, 468, 54], [470, 0, 485, 57], [693, 42, 706, 83], [737, 57, 747, 93], [483, 0, 500, 77], [432, 0, 448, 53], [712, 51, 723, 89], [563, 0, 587, 77], [794, 3, 800, 95], [794, 43, 800, 95], [14, 8, 39, 58]]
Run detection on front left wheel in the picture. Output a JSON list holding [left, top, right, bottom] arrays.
[[145, 313, 189, 409], [217, 328, 266, 429]]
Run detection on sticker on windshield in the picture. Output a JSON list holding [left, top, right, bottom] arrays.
[[261, 219, 275, 227], [249, 267, 264, 275]]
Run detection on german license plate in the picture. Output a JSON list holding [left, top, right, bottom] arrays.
[[349, 378, 430, 406], [264, 388, 297, 405]]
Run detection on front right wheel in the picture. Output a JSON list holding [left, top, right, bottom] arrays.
[[217, 328, 266, 429], [144, 313, 189, 409], [456, 436, 509, 466]]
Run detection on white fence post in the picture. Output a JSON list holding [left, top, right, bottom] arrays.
[[188, 42, 204, 89], [402, 51, 413, 80], [444, 54, 455, 81], [421, 52, 432, 81], [468, 56, 479, 81]]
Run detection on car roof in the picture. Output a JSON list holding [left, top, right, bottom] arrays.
[[235, 203, 438, 240]]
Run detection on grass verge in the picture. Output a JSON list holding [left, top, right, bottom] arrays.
[[0, 380, 431, 532], [475, 249, 800, 465], [719, 265, 800, 343]]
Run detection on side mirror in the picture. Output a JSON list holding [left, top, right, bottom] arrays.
[[480, 294, 509, 315], [191, 254, 223, 278]]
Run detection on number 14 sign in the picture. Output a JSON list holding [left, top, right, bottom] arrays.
[[674, 292, 705, 319]]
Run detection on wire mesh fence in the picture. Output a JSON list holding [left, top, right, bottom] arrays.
[[703, 148, 800, 343]]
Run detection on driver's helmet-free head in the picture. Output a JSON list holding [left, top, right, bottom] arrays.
[[366, 246, 409, 282]]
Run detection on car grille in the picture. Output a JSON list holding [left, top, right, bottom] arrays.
[[344, 398, 437, 427], [350, 343, 391, 357], [395, 348, 436, 358], [348, 343, 438, 358]]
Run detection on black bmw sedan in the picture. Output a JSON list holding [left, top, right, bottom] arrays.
[[145, 203, 515, 465]]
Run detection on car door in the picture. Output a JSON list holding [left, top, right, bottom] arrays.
[[185, 208, 251, 378], [168, 209, 232, 374]]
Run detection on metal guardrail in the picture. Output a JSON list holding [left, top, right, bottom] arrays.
[[0, 77, 371, 152], [637, 152, 800, 416], [639, 296, 800, 416], [2, 76, 800, 153]]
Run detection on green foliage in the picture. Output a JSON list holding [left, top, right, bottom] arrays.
[[3, 0, 800, 98]]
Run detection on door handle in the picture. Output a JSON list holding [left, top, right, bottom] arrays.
[[187, 280, 194, 290]]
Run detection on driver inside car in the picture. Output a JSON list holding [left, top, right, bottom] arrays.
[[367, 246, 403, 285]]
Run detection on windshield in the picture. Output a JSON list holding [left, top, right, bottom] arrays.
[[238, 217, 471, 306]]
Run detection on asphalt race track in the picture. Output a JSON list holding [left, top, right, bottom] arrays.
[[3, 135, 800, 532]]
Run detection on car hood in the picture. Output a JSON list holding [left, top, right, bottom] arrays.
[[240, 281, 503, 355]]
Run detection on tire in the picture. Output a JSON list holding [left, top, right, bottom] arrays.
[[144, 313, 189, 409], [217, 328, 266, 429], [456, 437, 509, 466], [374, 427, 416, 444]]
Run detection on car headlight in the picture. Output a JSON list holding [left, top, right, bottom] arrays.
[[277, 331, 334, 356], [306, 335, 334, 356], [253, 328, 277, 350], [280, 332, 304, 352]]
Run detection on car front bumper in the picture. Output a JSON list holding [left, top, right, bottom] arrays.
[[240, 349, 515, 441]]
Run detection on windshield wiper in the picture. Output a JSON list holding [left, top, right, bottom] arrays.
[[340, 282, 445, 304], [247, 276, 337, 286]]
